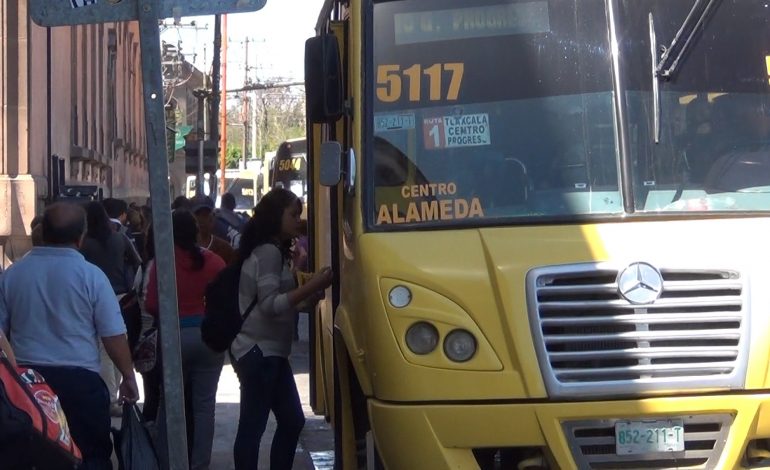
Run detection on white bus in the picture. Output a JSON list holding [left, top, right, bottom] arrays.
[[185, 166, 263, 212]]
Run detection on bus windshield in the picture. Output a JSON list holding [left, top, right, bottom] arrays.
[[369, 0, 770, 228]]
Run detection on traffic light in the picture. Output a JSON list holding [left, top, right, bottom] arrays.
[[185, 140, 218, 174]]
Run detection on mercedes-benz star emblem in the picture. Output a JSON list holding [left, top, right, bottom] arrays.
[[617, 262, 663, 305]]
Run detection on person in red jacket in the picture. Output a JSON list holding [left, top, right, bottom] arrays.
[[145, 209, 225, 470]]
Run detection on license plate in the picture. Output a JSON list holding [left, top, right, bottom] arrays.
[[615, 419, 685, 455]]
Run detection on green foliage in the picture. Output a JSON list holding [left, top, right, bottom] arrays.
[[226, 145, 241, 169]]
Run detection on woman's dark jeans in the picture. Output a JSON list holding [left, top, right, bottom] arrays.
[[233, 347, 305, 470]]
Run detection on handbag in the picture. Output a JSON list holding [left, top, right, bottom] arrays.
[[0, 351, 82, 469], [130, 264, 157, 374], [119, 290, 143, 352], [133, 327, 158, 374]]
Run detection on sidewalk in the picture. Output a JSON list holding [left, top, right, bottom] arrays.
[[130, 314, 334, 469], [210, 329, 333, 469]]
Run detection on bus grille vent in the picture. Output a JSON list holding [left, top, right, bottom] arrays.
[[527, 264, 749, 398], [563, 414, 732, 469]]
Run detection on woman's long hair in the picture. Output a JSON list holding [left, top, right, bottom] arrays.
[[172, 209, 204, 270], [239, 188, 300, 262], [84, 201, 113, 246]]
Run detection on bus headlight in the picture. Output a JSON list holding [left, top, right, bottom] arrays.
[[405, 322, 439, 355], [444, 330, 477, 362]]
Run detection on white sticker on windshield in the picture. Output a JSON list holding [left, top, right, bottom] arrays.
[[423, 113, 491, 149], [375, 113, 416, 133]]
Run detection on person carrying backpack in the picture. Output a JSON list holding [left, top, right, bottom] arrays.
[[229, 188, 332, 470]]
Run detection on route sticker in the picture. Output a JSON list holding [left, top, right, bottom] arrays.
[[423, 113, 491, 150]]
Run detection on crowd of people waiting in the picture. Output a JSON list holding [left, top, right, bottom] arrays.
[[0, 187, 331, 470]]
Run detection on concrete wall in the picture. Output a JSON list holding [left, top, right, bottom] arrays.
[[0, 1, 149, 267]]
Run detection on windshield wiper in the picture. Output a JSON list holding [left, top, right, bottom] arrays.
[[655, 0, 721, 80], [649, 13, 661, 143], [651, 0, 720, 145]]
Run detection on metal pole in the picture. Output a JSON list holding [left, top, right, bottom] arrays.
[[136, 2, 189, 469]]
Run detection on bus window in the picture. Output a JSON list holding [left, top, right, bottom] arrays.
[[617, 0, 770, 212], [370, 0, 619, 227]]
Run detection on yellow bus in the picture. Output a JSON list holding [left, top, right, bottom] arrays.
[[305, 1, 770, 468], [270, 137, 309, 217], [272, 137, 308, 199]]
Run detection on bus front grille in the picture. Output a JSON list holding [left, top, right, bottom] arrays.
[[562, 414, 732, 469], [527, 264, 749, 398]]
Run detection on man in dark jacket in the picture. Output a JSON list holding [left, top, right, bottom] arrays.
[[213, 192, 245, 248]]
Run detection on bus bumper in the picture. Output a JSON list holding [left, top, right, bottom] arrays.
[[368, 393, 770, 470]]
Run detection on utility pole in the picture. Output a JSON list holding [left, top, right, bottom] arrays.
[[192, 89, 209, 195], [241, 97, 250, 169], [219, 14, 228, 195], [210, 15, 222, 144], [242, 37, 250, 170]]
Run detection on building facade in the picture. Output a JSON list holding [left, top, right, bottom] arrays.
[[0, 1, 149, 267]]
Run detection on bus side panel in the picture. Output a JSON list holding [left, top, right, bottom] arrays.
[[309, 120, 334, 417]]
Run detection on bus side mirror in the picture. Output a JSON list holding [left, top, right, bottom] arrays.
[[305, 35, 344, 124], [320, 142, 342, 186]]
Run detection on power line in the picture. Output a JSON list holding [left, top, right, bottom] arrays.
[[228, 81, 304, 93]]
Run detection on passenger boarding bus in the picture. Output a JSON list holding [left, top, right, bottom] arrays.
[[306, 1, 770, 469]]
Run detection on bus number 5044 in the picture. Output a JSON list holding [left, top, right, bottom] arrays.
[[376, 63, 465, 103]]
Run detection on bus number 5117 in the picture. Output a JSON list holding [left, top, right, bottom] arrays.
[[376, 63, 464, 103]]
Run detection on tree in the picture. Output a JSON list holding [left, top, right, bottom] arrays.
[[223, 83, 307, 165], [254, 84, 306, 158]]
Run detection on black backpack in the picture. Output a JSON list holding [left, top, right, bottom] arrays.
[[201, 262, 258, 353]]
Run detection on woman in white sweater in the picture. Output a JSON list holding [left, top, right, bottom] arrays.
[[231, 188, 332, 470]]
